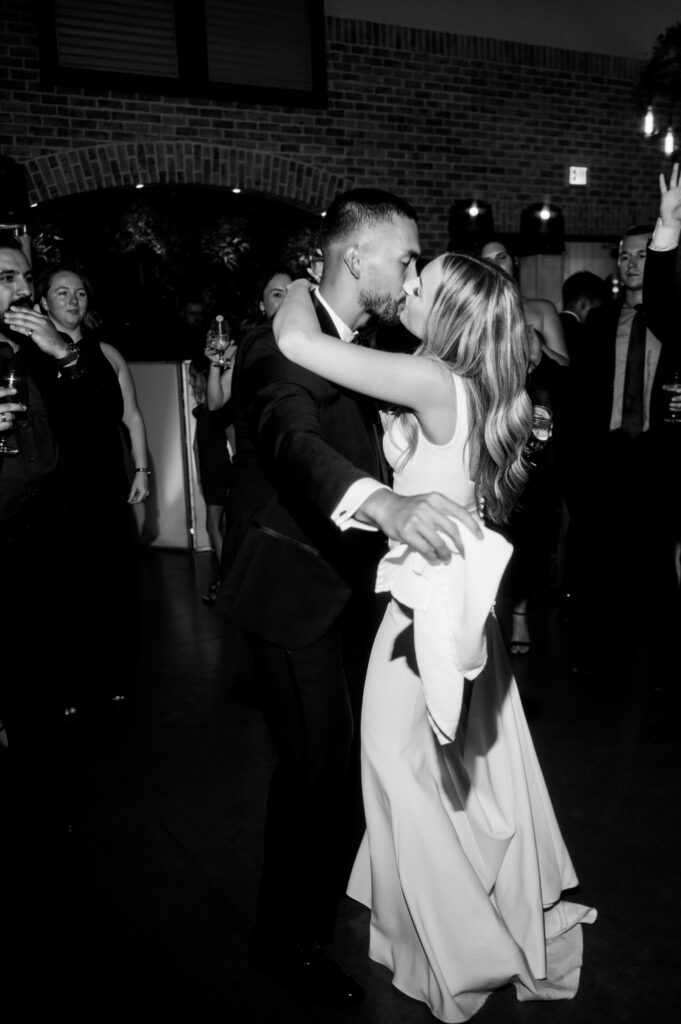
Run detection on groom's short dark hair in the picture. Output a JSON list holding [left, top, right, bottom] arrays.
[[321, 189, 418, 253]]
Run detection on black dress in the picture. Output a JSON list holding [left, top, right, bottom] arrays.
[[500, 351, 569, 602], [192, 400, 233, 506], [58, 334, 139, 709]]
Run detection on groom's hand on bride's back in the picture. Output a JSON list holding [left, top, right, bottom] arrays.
[[355, 489, 482, 563]]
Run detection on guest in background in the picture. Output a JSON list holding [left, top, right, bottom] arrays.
[[238, 266, 294, 335], [567, 166, 681, 684], [642, 167, 681, 726], [497, 321, 568, 655], [560, 270, 609, 361], [174, 293, 209, 361], [480, 239, 569, 366], [203, 321, 238, 583], [38, 263, 150, 504], [189, 355, 234, 603], [258, 268, 293, 321], [0, 232, 118, 832], [480, 241, 569, 654], [559, 270, 611, 659], [36, 261, 150, 711]]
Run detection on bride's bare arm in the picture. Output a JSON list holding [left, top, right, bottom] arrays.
[[273, 280, 452, 420]]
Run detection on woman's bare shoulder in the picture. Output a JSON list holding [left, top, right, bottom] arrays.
[[523, 296, 558, 324]]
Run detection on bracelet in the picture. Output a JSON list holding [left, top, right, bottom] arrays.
[[54, 347, 79, 367], [135, 467, 151, 475]]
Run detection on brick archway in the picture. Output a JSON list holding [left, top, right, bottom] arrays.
[[23, 141, 354, 212]]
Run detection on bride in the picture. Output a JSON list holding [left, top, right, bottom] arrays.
[[273, 252, 595, 1022]]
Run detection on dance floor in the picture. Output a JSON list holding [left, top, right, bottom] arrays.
[[4, 547, 679, 1023]]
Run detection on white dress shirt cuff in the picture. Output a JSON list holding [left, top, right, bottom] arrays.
[[331, 479, 390, 532], [651, 220, 680, 251]]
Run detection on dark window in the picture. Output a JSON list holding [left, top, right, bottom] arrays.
[[37, 0, 327, 106]]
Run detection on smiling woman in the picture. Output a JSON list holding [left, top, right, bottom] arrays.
[[34, 261, 152, 712], [38, 265, 92, 340]]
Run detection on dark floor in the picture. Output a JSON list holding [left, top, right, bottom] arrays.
[[4, 547, 680, 1022]]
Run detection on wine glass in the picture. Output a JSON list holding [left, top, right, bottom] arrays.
[[0, 364, 27, 457], [204, 315, 232, 368], [525, 404, 553, 455]]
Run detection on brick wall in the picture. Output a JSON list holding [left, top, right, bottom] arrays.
[[1, 4, 669, 251]]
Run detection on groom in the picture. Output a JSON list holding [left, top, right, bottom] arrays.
[[215, 189, 479, 1004]]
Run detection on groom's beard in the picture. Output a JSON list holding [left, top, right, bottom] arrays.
[[359, 289, 405, 326]]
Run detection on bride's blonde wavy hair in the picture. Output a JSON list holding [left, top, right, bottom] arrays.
[[391, 252, 533, 524]]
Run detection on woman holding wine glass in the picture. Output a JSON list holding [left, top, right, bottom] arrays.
[[37, 263, 151, 504], [36, 261, 150, 713]]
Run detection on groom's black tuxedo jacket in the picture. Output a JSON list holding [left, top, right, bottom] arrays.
[[215, 299, 389, 649]]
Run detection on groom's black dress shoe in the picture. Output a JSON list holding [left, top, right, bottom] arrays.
[[249, 939, 365, 1005]]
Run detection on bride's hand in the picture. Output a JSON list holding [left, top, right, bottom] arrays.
[[273, 278, 316, 347], [286, 278, 315, 296]]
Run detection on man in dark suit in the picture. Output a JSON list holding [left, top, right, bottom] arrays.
[[567, 168, 680, 679], [641, 165, 681, 723], [215, 190, 479, 1004], [560, 270, 609, 362]]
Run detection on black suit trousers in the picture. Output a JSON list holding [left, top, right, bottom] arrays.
[[247, 617, 356, 949]]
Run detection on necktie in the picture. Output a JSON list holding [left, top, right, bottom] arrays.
[[621, 304, 645, 438]]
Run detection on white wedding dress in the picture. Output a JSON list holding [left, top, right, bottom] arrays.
[[347, 373, 596, 1023]]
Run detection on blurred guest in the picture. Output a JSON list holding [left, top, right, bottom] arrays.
[[203, 322, 238, 578], [189, 355, 234, 603], [481, 239, 569, 365], [480, 242, 569, 653], [567, 166, 681, 682], [173, 293, 209, 360], [497, 324, 568, 654], [238, 266, 294, 336], [0, 232, 116, 827], [559, 272, 611, 656], [560, 271, 609, 360], [36, 261, 150, 711], [259, 268, 293, 321], [642, 180, 681, 723]]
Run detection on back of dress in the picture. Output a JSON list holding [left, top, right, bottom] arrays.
[[382, 371, 476, 511]]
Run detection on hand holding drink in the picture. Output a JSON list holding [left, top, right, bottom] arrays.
[[662, 369, 681, 424], [204, 315, 236, 369], [0, 366, 28, 456], [525, 404, 553, 455]]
